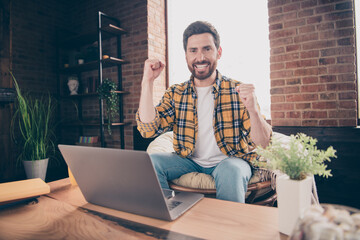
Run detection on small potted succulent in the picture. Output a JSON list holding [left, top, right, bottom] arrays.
[[256, 133, 336, 235]]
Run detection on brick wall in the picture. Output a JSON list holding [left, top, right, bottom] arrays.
[[268, 0, 357, 127], [147, 0, 167, 106]]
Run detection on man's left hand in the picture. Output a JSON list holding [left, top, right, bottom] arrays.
[[235, 84, 257, 113]]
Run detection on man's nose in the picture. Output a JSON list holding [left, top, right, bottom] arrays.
[[195, 51, 205, 62]]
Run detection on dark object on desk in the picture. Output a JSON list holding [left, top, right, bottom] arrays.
[[0, 88, 15, 103]]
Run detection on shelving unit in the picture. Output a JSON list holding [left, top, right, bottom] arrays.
[[57, 11, 128, 148]]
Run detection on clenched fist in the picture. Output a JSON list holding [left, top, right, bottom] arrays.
[[235, 84, 257, 113], [142, 59, 165, 84]]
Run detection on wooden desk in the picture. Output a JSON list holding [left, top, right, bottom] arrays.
[[0, 178, 287, 240]]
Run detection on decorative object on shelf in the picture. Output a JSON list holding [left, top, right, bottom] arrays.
[[67, 76, 79, 95], [97, 78, 119, 135], [10, 71, 58, 181], [256, 133, 337, 235]]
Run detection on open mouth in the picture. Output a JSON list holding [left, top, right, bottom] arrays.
[[194, 62, 210, 70]]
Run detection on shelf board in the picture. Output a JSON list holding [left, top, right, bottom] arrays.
[[61, 92, 99, 99], [60, 91, 129, 99], [101, 24, 127, 35], [60, 24, 126, 48], [60, 57, 128, 73]]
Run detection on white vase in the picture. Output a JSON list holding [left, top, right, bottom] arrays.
[[276, 174, 313, 235], [23, 158, 49, 181]]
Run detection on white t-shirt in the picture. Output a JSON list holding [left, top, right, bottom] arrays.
[[190, 86, 228, 167]]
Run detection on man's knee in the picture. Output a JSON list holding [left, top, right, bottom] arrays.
[[215, 158, 252, 182]]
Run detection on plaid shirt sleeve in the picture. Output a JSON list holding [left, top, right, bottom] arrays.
[[136, 88, 175, 138]]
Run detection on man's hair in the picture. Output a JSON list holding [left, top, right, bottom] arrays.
[[183, 21, 220, 51]]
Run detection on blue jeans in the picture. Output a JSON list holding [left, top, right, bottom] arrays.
[[149, 152, 252, 203]]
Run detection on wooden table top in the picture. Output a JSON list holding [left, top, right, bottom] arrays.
[[0, 178, 287, 240]]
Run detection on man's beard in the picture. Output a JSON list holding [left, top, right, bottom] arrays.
[[188, 60, 217, 80]]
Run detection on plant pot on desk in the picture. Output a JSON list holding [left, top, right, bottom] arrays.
[[23, 158, 49, 181], [277, 174, 313, 236]]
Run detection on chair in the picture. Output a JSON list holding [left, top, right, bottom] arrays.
[[146, 132, 291, 206]]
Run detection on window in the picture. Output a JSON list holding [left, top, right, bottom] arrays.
[[167, 0, 271, 118]]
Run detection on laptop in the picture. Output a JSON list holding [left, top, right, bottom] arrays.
[[58, 144, 204, 221]]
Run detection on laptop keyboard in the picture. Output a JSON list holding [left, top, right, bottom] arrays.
[[167, 200, 182, 210]]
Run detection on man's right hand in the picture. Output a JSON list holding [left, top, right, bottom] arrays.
[[142, 59, 165, 84], [139, 59, 165, 123]]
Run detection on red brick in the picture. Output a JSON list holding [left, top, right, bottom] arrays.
[[328, 64, 355, 74], [338, 73, 356, 82], [286, 93, 318, 102], [269, 23, 283, 31], [301, 84, 326, 93], [284, 86, 300, 94], [272, 112, 285, 118], [329, 110, 356, 118], [270, 63, 285, 71], [312, 101, 337, 109], [302, 76, 318, 84], [338, 91, 356, 100], [271, 79, 286, 87], [315, 5, 334, 14], [319, 75, 337, 83], [307, 16, 322, 24], [284, 19, 306, 28], [283, 3, 300, 12], [271, 119, 302, 126], [337, 56, 354, 63], [303, 111, 327, 119], [302, 120, 318, 126], [299, 25, 316, 34], [298, 9, 314, 18], [286, 111, 301, 118], [286, 44, 301, 52], [317, 22, 335, 31], [319, 57, 336, 65], [271, 70, 294, 79], [339, 100, 356, 109], [300, 50, 319, 59], [268, 6, 283, 16], [295, 103, 311, 109], [302, 40, 336, 50], [271, 87, 284, 95], [339, 119, 357, 127], [294, 67, 327, 76], [320, 93, 336, 100], [271, 95, 286, 103], [319, 120, 338, 126], [286, 59, 318, 69], [286, 78, 301, 85], [269, 29, 297, 39], [301, 0, 317, 9], [271, 103, 295, 111], [327, 83, 355, 91]]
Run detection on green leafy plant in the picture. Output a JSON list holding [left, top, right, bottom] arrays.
[[10, 72, 57, 162], [97, 78, 119, 135], [256, 133, 336, 180]]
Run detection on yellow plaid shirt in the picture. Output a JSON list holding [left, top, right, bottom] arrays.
[[136, 72, 262, 166]]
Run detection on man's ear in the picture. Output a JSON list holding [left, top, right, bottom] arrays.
[[217, 46, 222, 59]]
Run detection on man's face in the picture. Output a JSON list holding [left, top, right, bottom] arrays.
[[185, 33, 222, 81]]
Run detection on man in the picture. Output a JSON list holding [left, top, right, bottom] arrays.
[[136, 21, 272, 203]]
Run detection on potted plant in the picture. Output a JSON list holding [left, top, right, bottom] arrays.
[[10, 72, 57, 181], [256, 133, 336, 235], [97, 78, 119, 135]]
